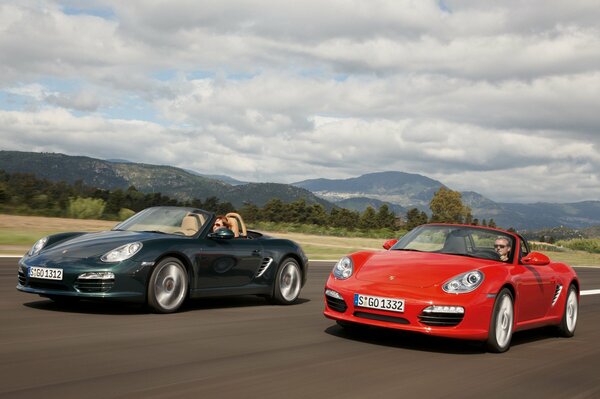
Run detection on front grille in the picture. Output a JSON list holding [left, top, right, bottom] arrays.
[[354, 311, 409, 325], [418, 311, 464, 326], [255, 257, 273, 278], [75, 278, 114, 293], [326, 296, 348, 313]]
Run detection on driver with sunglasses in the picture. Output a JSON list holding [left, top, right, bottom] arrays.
[[212, 215, 231, 232], [494, 237, 512, 262]]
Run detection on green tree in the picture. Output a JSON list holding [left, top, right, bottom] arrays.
[[429, 187, 469, 223], [405, 208, 428, 230], [67, 197, 106, 219], [375, 204, 396, 229], [488, 218, 497, 228], [239, 203, 260, 223], [359, 206, 378, 230]]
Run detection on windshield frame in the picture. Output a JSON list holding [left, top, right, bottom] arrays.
[[113, 206, 212, 236], [391, 224, 516, 263]]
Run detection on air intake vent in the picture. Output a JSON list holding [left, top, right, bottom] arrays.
[[74, 278, 114, 293], [255, 257, 273, 278], [418, 312, 464, 327], [552, 284, 563, 306], [326, 297, 347, 313]]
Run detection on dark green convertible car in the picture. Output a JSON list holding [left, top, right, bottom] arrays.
[[17, 207, 308, 313]]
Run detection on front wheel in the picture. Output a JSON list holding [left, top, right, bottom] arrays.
[[270, 258, 302, 305], [557, 285, 578, 337], [486, 288, 514, 353], [147, 257, 188, 313]]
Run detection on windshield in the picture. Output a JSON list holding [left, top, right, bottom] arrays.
[[391, 225, 515, 262], [113, 207, 211, 236]]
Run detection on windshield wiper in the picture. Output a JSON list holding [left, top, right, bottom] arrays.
[[392, 248, 423, 252], [140, 230, 167, 234]]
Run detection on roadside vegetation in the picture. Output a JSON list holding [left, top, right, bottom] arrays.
[[0, 169, 598, 264]]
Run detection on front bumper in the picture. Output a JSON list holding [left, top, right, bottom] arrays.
[[17, 257, 154, 303], [323, 276, 495, 341]]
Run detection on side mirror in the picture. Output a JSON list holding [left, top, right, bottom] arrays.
[[208, 228, 235, 240], [521, 251, 550, 266], [383, 239, 398, 250]]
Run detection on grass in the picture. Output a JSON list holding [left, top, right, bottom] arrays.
[[1, 214, 598, 266]]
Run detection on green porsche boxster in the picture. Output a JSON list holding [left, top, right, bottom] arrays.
[[17, 206, 308, 313]]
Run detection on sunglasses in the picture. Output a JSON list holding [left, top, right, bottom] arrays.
[[215, 223, 223, 227], [494, 244, 507, 249]]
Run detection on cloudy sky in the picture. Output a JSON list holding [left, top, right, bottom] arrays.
[[1, 0, 599, 203]]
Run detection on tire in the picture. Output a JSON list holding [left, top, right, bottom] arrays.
[[147, 257, 188, 313], [270, 258, 302, 305], [486, 288, 514, 353], [557, 285, 578, 337]]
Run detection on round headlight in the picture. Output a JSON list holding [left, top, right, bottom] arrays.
[[101, 242, 143, 263], [28, 236, 48, 257], [443, 270, 484, 294], [333, 256, 354, 280]]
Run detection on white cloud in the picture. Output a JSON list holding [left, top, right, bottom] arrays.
[[0, 0, 599, 204]]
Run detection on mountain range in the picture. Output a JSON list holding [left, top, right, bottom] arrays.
[[1, 150, 599, 230]]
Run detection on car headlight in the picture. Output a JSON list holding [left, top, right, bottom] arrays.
[[442, 270, 484, 294], [101, 242, 143, 263], [333, 256, 354, 280], [28, 236, 48, 257]]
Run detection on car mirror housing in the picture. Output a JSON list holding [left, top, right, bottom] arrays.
[[383, 239, 398, 250], [521, 251, 550, 266], [208, 228, 235, 240]]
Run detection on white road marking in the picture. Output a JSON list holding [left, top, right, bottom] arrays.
[[581, 289, 600, 296]]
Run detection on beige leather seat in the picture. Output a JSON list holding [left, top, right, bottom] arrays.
[[226, 212, 247, 238], [180, 214, 201, 236]]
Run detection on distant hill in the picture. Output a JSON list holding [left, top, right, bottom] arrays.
[[2, 151, 599, 230], [295, 171, 600, 230], [294, 171, 444, 210], [0, 151, 330, 209], [334, 197, 408, 216]]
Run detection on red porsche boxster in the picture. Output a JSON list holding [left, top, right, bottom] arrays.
[[324, 224, 579, 352]]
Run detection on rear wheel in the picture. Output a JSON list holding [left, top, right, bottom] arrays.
[[486, 288, 514, 353], [270, 258, 302, 305], [147, 257, 188, 313], [557, 285, 578, 337]]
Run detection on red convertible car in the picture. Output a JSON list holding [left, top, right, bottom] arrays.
[[324, 224, 579, 352]]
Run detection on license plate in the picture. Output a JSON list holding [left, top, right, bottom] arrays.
[[29, 267, 63, 281], [354, 293, 404, 313]]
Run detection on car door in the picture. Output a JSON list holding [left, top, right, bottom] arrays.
[[513, 264, 556, 321], [195, 238, 264, 289]]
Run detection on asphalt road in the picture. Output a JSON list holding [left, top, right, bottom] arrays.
[[1, 258, 600, 399]]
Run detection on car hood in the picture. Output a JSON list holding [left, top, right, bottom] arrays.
[[40, 230, 163, 259], [355, 250, 493, 288]]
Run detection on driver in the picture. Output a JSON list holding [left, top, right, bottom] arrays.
[[494, 237, 512, 262], [212, 215, 231, 232]]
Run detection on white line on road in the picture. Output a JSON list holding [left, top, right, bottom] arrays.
[[581, 289, 600, 296]]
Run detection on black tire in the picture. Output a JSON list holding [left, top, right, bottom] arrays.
[[486, 288, 514, 353], [147, 257, 188, 313], [557, 285, 578, 337], [270, 258, 302, 305]]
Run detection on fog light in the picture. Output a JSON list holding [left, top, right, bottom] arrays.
[[423, 305, 464, 314], [78, 272, 115, 280], [325, 289, 343, 300]]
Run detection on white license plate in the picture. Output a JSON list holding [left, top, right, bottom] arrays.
[[354, 293, 404, 313], [29, 267, 63, 281]]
